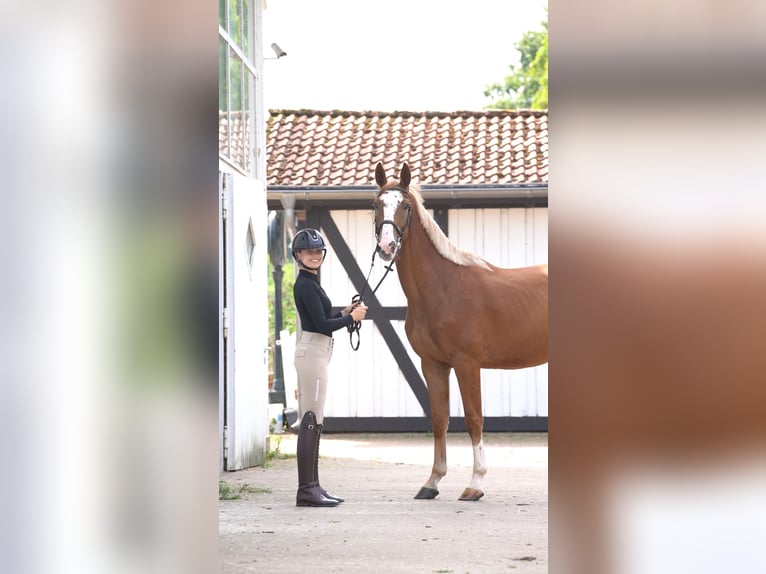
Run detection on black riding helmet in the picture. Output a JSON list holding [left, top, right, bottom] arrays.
[[292, 228, 327, 262]]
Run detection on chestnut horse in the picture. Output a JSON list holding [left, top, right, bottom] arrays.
[[374, 162, 548, 500]]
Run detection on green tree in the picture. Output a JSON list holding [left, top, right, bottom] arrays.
[[484, 20, 548, 110]]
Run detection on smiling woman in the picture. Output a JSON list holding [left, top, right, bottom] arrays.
[[290, 228, 368, 506]]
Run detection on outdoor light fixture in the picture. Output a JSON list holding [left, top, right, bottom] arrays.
[[265, 43, 287, 60]]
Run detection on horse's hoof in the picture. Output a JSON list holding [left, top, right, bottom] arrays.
[[458, 488, 484, 501], [414, 487, 439, 499]]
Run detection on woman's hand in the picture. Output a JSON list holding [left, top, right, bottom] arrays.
[[350, 304, 368, 322], [341, 301, 358, 317]]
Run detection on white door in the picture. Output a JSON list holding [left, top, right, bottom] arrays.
[[220, 171, 269, 470]]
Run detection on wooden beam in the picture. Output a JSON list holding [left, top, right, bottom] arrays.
[[318, 209, 431, 415], [323, 416, 549, 433]]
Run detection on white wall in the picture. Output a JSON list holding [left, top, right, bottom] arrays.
[[317, 206, 548, 419], [220, 170, 270, 470]]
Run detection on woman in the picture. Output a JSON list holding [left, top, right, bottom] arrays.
[[291, 228, 368, 507]]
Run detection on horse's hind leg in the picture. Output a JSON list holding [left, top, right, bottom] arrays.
[[454, 360, 486, 501], [414, 359, 451, 500]]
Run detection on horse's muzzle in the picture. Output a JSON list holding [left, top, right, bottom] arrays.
[[376, 221, 401, 261], [377, 244, 394, 261]]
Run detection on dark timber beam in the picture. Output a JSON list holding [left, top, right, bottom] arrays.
[[432, 205, 449, 235], [323, 416, 549, 433], [318, 210, 431, 416], [333, 306, 406, 322]]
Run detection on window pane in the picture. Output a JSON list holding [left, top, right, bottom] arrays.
[[242, 0, 250, 58], [229, 50, 245, 170], [219, 0, 226, 31], [242, 69, 252, 172], [219, 37, 229, 159], [228, 0, 242, 47], [218, 0, 256, 173]]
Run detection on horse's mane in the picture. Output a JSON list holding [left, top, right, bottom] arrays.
[[407, 184, 492, 271]]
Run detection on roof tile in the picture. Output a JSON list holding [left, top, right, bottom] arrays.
[[259, 109, 548, 186]]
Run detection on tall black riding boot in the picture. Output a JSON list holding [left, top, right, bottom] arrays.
[[314, 423, 344, 503], [296, 411, 338, 507]]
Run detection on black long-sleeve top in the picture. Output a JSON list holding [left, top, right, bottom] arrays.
[[293, 269, 353, 336]]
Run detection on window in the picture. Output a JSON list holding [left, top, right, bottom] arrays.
[[219, 0, 256, 175]]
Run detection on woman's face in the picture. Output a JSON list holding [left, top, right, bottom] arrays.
[[297, 248, 325, 270]]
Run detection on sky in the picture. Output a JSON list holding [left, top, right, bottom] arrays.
[[261, 0, 547, 112]]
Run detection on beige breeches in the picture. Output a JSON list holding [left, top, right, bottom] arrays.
[[294, 331, 334, 424]]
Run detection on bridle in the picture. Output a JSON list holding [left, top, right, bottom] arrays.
[[347, 187, 413, 350], [374, 190, 412, 259]]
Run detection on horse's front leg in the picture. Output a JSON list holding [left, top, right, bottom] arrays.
[[454, 360, 486, 501], [414, 358, 451, 500]]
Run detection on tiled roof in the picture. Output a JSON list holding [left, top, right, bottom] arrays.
[[219, 111, 252, 174], [266, 109, 548, 187]]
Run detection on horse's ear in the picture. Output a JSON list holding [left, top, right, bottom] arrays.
[[400, 163, 411, 189], [375, 163, 387, 188]]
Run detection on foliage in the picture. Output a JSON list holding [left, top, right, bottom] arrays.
[[267, 259, 296, 374], [218, 481, 238, 500], [484, 18, 548, 110], [265, 435, 296, 463], [267, 259, 297, 336], [219, 481, 269, 500]]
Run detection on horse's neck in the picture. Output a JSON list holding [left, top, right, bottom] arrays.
[[396, 205, 448, 298]]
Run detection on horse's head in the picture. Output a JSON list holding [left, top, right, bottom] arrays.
[[373, 162, 414, 262]]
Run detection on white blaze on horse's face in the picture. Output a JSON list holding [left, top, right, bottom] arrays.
[[377, 190, 404, 261]]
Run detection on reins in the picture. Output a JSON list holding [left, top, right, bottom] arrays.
[[347, 194, 412, 350], [346, 250, 396, 350]]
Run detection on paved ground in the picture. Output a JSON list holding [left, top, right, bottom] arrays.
[[219, 432, 548, 573]]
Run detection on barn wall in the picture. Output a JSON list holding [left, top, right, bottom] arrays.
[[318, 206, 548, 420]]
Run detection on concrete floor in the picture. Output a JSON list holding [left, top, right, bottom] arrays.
[[219, 432, 548, 573]]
